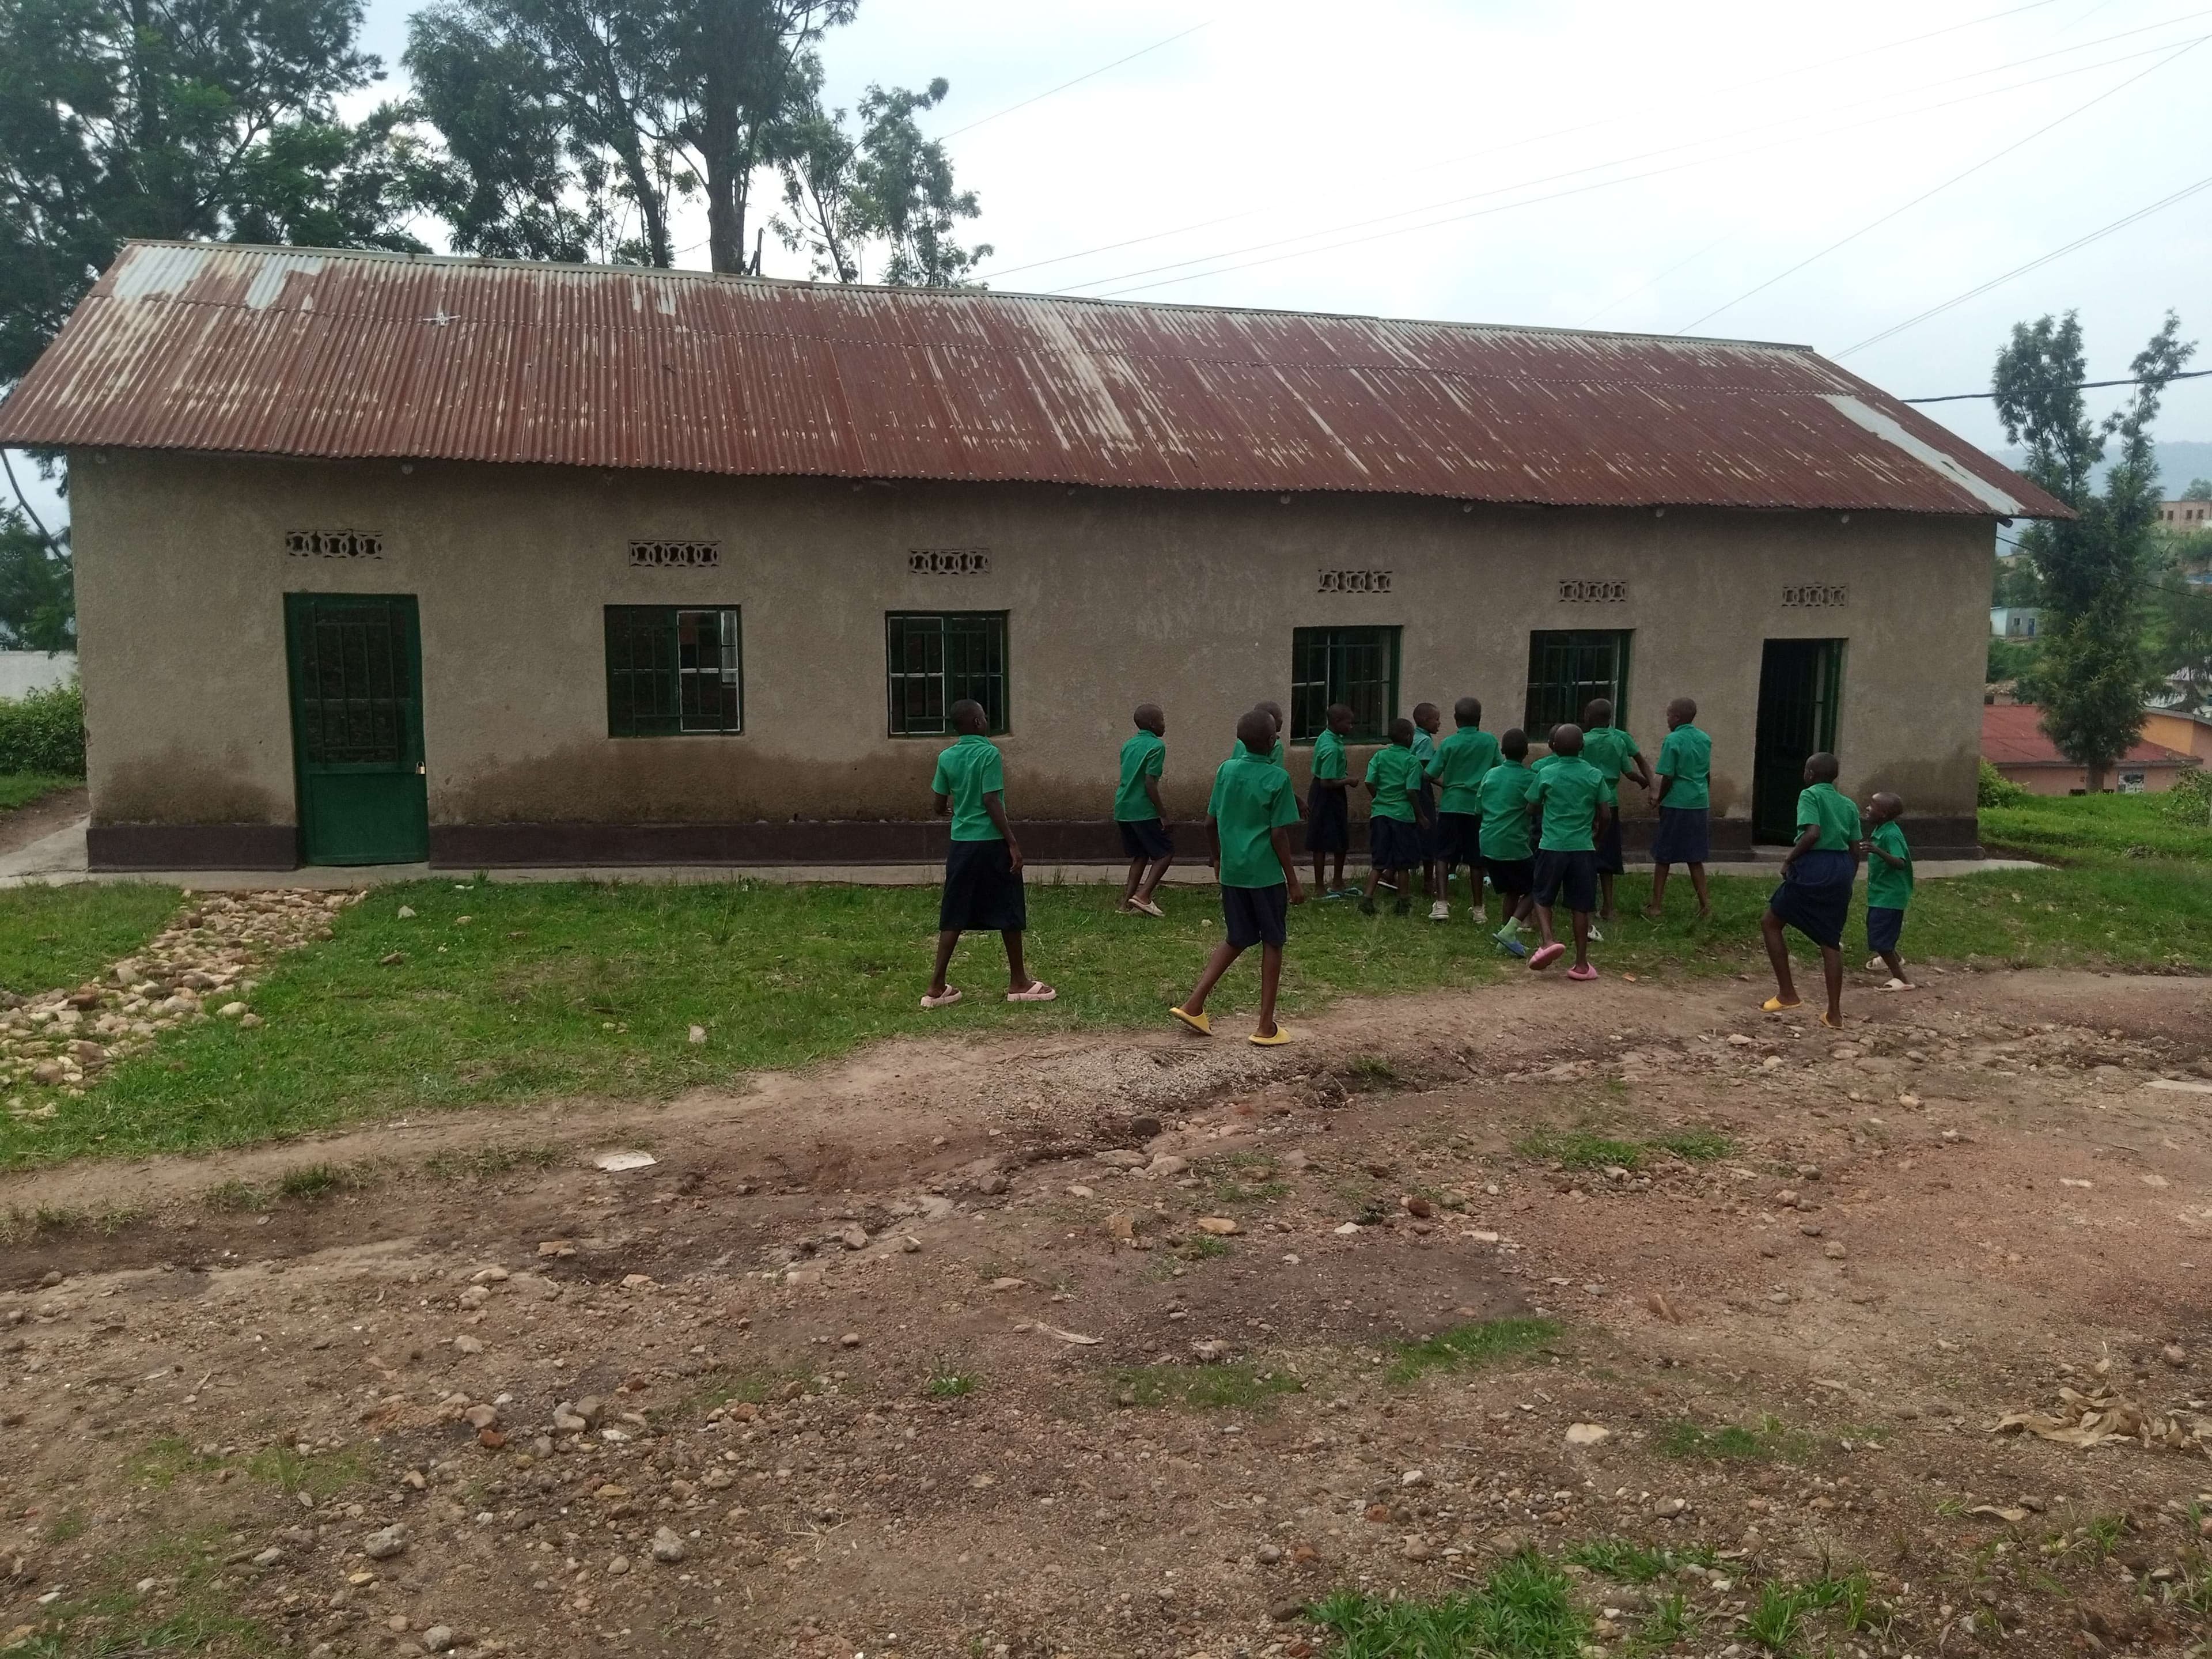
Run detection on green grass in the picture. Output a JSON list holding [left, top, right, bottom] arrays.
[[0, 832, 2206, 1164], [1739, 1581, 1808, 1653], [1979, 789, 2212, 864], [924, 1370, 978, 1399], [1386, 1316, 1558, 1384], [1517, 1125, 1734, 1172], [1110, 1362, 1301, 1410], [1308, 1552, 1591, 1657], [0, 882, 179, 997], [1656, 1414, 1811, 1463], [244, 1444, 366, 1499], [4, 1525, 264, 1657], [1565, 1537, 1718, 1582], [275, 1162, 350, 1200], [0, 772, 80, 813]]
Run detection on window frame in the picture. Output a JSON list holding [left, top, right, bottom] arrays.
[[1524, 628, 1632, 736], [604, 605, 744, 737], [885, 611, 1011, 737], [1289, 625, 1402, 743]]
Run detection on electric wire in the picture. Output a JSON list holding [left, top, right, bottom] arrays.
[[1907, 368, 2212, 403], [940, 21, 1211, 139]]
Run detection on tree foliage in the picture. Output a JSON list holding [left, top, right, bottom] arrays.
[[775, 78, 989, 286], [2183, 477, 2212, 502], [1993, 310, 2195, 789], [0, 508, 73, 652], [0, 0, 425, 385]]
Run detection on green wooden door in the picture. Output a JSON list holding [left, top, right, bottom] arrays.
[[1752, 638, 1844, 843], [285, 594, 429, 865]]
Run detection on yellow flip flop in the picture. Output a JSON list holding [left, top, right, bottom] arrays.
[[1169, 1005, 1211, 1036], [1760, 996, 1802, 1013], [1248, 1027, 1296, 1047]]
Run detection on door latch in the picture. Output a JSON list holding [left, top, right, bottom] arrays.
[[416, 763, 426, 775]]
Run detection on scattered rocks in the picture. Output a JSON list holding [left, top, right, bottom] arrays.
[[362, 1525, 408, 1561], [650, 1527, 688, 1565], [1564, 1423, 1611, 1446], [1194, 1217, 1240, 1236], [422, 1627, 456, 1654]]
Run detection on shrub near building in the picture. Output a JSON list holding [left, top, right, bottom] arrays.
[[0, 681, 83, 778]]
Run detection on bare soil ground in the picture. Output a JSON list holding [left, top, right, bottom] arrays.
[[0, 789, 85, 860], [2, 967, 2210, 1659]]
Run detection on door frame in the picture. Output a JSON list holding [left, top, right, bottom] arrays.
[[283, 592, 430, 866], [1752, 638, 1845, 844]]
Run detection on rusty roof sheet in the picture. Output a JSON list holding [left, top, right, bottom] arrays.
[[0, 241, 2067, 517]]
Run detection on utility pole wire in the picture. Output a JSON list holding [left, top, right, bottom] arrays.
[[0, 450, 60, 555], [1906, 368, 2212, 403], [941, 22, 1211, 139]]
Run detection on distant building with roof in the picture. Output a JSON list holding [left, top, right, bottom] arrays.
[[1983, 704, 2202, 795], [0, 242, 2068, 870]]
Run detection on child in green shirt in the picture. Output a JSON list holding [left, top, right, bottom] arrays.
[[1760, 751, 1859, 1028], [1115, 703, 1173, 919], [1579, 696, 1652, 931], [1411, 701, 1446, 918], [1426, 696, 1501, 924], [1229, 699, 1286, 764], [925, 699, 1054, 1009], [1645, 697, 1714, 921], [1475, 727, 1537, 957], [1306, 702, 1354, 898], [1171, 709, 1305, 1046], [1358, 717, 1429, 916], [1523, 724, 1609, 979], [1859, 791, 1915, 991]]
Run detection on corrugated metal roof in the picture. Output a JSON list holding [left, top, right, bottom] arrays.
[[1982, 704, 2197, 767], [0, 240, 2068, 517]]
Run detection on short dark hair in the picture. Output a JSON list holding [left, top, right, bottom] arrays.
[[1807, 751, 1840, 782], [1388, 716, 1415, 745], [950, 698, 988, 734], [1326, 701, 1354, 726], [1551, 723, 1585, 757], [1501, 727, 1528, 759], [1584, 697, 1613, 726], [1668, 696, 1698, 721], [1454, 696, 1481, 726], [1236, 707, 1275, 754]]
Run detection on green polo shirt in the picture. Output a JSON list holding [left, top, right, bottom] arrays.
[[1581, 725, 1642, 805], [1527, 756, 1606, 853], [1230, 737, 1286, 765], [1866, 820, 1914, 910], [1475, 760, 1535, 860], [1207, 755, 1299, 888], [1411, 728, 1437, 769], [1311, 728, 1348, 783], [1363, 744, 1423, 823], [931, 734, 1005, 842], [1654, 724, 1713, 811], [1114, 730, 1166, 822], [1427, 728, 1499, 814], [1796, 781, 1860, 851]]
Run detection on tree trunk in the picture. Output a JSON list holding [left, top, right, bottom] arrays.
[[2086, 759, 2108, 793], [699, 5, 748, 273]]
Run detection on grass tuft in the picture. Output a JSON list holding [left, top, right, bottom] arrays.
[[276, 1162, 349, 1200], [1517, 1128, 1642, 1169], [924, 1370, 978, 1400], [1738, 1581, 1808, 1653], [201, 1179, 268, 1214], [1111, 1363, 1300, 1411], [1308, 1551, 1590, 1657], [1565, 1537, 1718, 1582], [1655, 1414, 1810, 1463], [1387, 1316, 1558, 1384]]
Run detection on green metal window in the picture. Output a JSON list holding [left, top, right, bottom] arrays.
[[1524, 630, 1631, 734], [886, 612, 1009, 736], [1290, 626, 1400, 742], [294, 599, 413, 765], [605, 607, 743, 736]]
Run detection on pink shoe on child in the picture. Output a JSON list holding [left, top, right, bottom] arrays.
[[1567, 964, 1599, 982], [1528, 942, 1566, 971]]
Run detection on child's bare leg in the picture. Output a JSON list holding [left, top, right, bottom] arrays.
[[1533, 902, 1558, 949], [1571, 909, 1592, 971], [928, 930, 961, 997], [1136, 855, 1172, 904], [1256, 942, 1283, 1037], [1820, 945, 1844, 1025], [1330, 852, 1344, 891], [1645, 863, 1670, 918], [1001, 929, 1033, 991], [1514, 893, 1536, 926], [1312, 850, 1326, 892], [1599, 873, 1616, 922], [1181, 941, 1243, 1015], [1688, 863, 1711, 918], [1878, 949, 1912, 986], [1760, 910, 1798, 1005], [1119, 858, 1144, 909]]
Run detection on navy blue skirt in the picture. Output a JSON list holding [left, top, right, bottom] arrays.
[[1650, 806, 1710, 865], [1768, 849, 1854, 949]]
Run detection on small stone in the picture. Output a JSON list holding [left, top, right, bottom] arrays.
[[985, 1277, 1027, 1293], [2166, 1344, 2188, 1368], [378, 952, 404, 967], [397, 906, 416, 919], [422, 1627, 456, 1654], [688, 1024, 707, 1045], [362, 1525, 408, 1561], [452, 1335, 484, 1356], [252, 1547, 282, 1567], [1192, 1339, 1230, 1363], [1565, 1422, 1610, 1446], [1256, 1543, 1285, 1565], [650, 1527, 687, 1565], [1823, 1241, 1847, 1260], [238, 1013, 262, 1028], [1402, 1537, 1435, 1561], [1129, 1115, 1164, 1141], [1147, 1155, 1189, 1178], [1654, 1497, 1688, 1517], [839, 1332, 861, 1349], [607, 1555, 630, 1577], [1400, 1194, 1433, 1219], [1399, 1468, 1427, 1487], [217, 1002, 247, 1019], [537, 1240, 576, 1258], [463, 1404, 499, 1430], [1195, 1217, 1240, 1236], [975, 1171, 1009, 1196], [898, 1235, 921, 1253], [838, 1225, 869, 1251], [1798, 1222, 1823, 1237]]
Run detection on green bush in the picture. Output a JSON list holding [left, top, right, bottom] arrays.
[[2163, 767, 2212, 827], [1977, 757, 2027, 807], [0, 680, 84, 777]]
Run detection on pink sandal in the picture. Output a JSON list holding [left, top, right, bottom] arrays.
[[1567, 964, 1599, 982], [1006, 980, 1058, 1003], [921, 986, 962, 1009], [1528, 942, 1566, 971]]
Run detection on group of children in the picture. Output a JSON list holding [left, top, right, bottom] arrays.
[[921, 694, 1915, 1042]]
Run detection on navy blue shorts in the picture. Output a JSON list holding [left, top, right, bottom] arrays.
[[1650, 806, 1710, 865], [1306, 785, 1350, 853], [1118, 819, 1173, 861], [941, 839, 1025, 933], [1436, 811, 1482, 868], [1368, 816, 1421, 872], [1595, 809, 1625, 876], [1222, 883, 1289, 950], [1866, 904, 1906, 956], [1532, 849, 1598, 914], [1769, 849, 1854, 950], [1484, 855, 1535, 896]]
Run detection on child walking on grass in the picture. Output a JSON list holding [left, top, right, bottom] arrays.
[[1760, 751, 1858, 1028], [1171, 709, 1305, 1046], [1359, 717, 1429, 916], [923, 699, 1055, 1009], [1476, 727, 1537, 957], [1524, 724, 1608, 979], [1307, 702, 1354, 899], [1578, 697, 1650, 933], [1115, 703, 1173, 918], [1426, 696, 1499, 923], [1860, 791, 1915, 991], [1645, 697, 1713, 921]]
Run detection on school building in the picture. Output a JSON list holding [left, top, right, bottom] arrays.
[[0, 242, 2067, 872]]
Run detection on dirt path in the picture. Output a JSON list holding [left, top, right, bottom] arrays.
[[2, 969, 2210, 1658], [0, 786, 85, 859]]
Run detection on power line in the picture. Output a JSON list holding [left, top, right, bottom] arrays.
[[1838, 171, 2212, 357], [1071, 29, 2206, 301], [941, 21, 1211, 139], [1677, 35, 2206, 331], [1907, 368, 2212, 403]]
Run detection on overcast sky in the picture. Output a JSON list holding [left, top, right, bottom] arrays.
[[12, 0, 2212, 531]]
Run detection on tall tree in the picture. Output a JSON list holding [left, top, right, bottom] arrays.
[[0, 0, 423, 387], [776, 78, 989, 286], [1993, 310, 2195, 790], [0, 507, 73, 652], [2183, 477, 2212, 502]]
